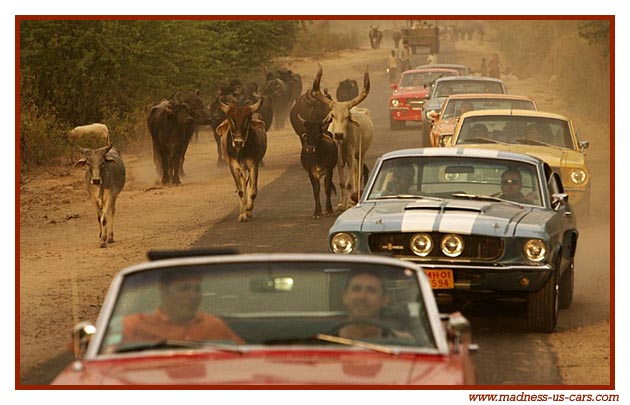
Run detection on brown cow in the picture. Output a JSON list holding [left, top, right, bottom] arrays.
[[215, 97, 267, 222]]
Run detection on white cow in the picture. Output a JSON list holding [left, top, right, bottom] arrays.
[[315, 65, 374, 210], [68, 123, 111, 144]]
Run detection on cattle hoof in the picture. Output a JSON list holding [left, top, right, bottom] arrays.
[[108, 238, 115, 243], [313, 214, 322, 219], [99, 242, 107, 248]]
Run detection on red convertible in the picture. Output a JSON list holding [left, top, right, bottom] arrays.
[[388, 68, 459, 130], [52, 251, 477, 385]]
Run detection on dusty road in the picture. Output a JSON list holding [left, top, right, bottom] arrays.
[[18, 33, 611, 386]]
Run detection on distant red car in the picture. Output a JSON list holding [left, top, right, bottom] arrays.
[[52, 251, 477, 385], [389, 68, 459, 130]]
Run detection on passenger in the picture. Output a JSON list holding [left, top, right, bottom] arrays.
[[122, 272, 244, 344], [460, 101, 474, 115], [385, 165, 415, 195]]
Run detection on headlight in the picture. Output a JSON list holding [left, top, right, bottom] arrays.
[[569, 169, 588, 185], [391, 99, 400, 107], [410, 233, 433, 256], [441, 234, 464, 257], [523, 239, 547, 262], [330, 233, 355, 254]]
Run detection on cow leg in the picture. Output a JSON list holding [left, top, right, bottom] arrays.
[[324, 169, 335, 216], [214, 133, 225, 166], [229, 160, 248, 222], [160, 149, 170, 185], [245, 160, 259, 220], [336, 151, 348, 211], [309, 171, 323, 219], [105, 191, 117, 244]]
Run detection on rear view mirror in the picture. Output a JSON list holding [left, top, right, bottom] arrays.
[[445, 165, 474, 174], [250, 277, 295, 292]]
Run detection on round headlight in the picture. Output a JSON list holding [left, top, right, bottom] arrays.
[[441, 234, 464, 257], [391, 99, 400, 107], [330, 233, 355, 254], [523, 239, 547, 262], [570, 169, 588, 185], [410, 233, 433, 256]]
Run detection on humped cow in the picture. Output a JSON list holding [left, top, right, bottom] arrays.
[[214, 97, 267, 222], [314, 65, 374, 210], [336, 79, 359, 102], [289, 65, 332, 145], [208, 80, 273, 166], [75, 143, 126, 248], [298, 116, 338, 219], [147, 97, 195, 185], [263, 68, 302, 130], [368, 26, 383, 49], [68, 123, 111, 144]]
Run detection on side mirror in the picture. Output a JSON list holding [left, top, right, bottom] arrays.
[[578, 140, 590, 152], [72, 321, 96, 360], [390, 83, 398, 90], [444, 312, 478, 354], [551, 193, 569, 211]]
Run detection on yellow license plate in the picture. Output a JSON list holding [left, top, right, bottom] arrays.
[[424, 269, 454, 289]]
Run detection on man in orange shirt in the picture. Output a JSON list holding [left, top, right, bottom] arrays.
[[122, 272, 244, 344]]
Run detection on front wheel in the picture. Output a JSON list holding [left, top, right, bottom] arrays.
[[527, 270, 559, 333], [558, 261, 574, 309]]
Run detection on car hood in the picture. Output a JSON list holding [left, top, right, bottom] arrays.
[[391, 87, 429, 98], [359, 199, 533, 237], [454, 143, 586, 169], [52, 350, 466, 385]]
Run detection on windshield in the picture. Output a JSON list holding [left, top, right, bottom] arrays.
[[99, 261, 435, 354], [455, 116, 575, 149], [400, 71, 457, 88], [442, 99, 536, 119], [366, 156, 543, 206], [434, 80, 504, 98]]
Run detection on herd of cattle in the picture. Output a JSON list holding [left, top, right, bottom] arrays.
[[72, 64, 373, 246]]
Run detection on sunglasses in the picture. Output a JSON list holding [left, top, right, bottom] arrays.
[[502, 179, 520, 185]]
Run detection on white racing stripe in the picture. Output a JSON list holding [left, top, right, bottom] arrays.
[[401, 211, 439, 232], [438, 211, 480, 235]]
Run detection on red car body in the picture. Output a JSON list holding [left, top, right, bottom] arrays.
[[53, 349, 474, 385], [388, 68, 459, 130]]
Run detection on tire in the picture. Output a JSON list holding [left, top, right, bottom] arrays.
[[527, 268, 559, 333], [559, 261, 574, 309]]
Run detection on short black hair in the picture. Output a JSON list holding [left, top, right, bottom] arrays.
[[344, 271, 387, 294]]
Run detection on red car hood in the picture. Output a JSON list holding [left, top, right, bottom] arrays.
[[52, 350, 467, 385], [391, 87, 429, 99]]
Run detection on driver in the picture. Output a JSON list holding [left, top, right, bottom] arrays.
[[499, 168, 533, 204], [340, 272, 391, 339]]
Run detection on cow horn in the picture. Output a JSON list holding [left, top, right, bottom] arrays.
[[173, 91, 183, 103], [218, 98, 233, 114], [348, 65, 370, 109], [296, 113, 306, 125], [312, 63, 333, 108], [249, 96, 262, 113]]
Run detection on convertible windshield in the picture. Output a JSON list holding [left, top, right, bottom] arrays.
[[455, 115, 574, 149], [434, 80, 504, 98], [400, 71, 457, 88], [366, 156, 543, 207], [441, 98, 536, 119], [99, 261, 435, 354]]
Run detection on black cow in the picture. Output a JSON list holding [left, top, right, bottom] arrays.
[[263, 68, 302, 130], [208, 80, 273, 166], [369, 26, 383, 49], [336, 79, 359, 102], [215, 98, 267, 222], [147, 99, 195, 185], [299, 117, 338, 219], [289, 65, 331, 145]]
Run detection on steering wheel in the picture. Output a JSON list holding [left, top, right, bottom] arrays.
[[325, 319, 397, 338]]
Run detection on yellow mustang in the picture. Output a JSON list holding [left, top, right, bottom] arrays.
[[445, 109, 591, 226]]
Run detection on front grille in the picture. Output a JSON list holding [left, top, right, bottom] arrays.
[[368, 232, 504, 261]]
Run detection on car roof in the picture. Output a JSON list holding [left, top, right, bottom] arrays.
[[435, 76, 504, 83], [415, 63, 469, 70], [402, 68, 460, 75], [444, 93, 534, 101], [378, 147, 545, 166], [458, 108, 570, 120]]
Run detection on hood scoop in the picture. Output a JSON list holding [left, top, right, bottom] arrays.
[[404, 201, 485, 214]]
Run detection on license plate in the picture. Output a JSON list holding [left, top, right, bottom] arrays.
[[424, 269, 454, 289]]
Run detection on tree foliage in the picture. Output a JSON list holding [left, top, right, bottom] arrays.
[[577, 20, 610, 57], [19, 19, 300, 169]]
